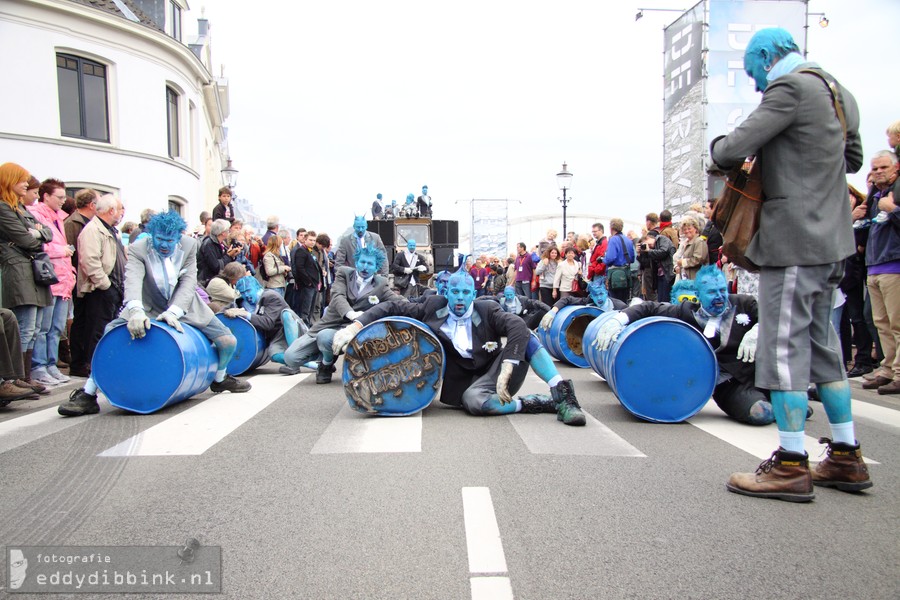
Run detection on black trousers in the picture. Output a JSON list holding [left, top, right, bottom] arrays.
[[69, 286, 122, 372], [0, 308, 24, 380]]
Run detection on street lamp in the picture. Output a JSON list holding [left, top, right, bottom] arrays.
[[635, 7, 686, 21], [556, 162, 573, 239], [804, 12, 830, 58], [221, 158, 239, 190]]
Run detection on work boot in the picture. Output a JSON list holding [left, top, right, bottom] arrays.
[[58, 388, 100, 417], [811, 437, 873, 492], [0, 380, 35, 404], [210, 375, 251, 394], [518, 393, 556, 414], [316, 361, 336, 384], [550, 379, 586, 426], [726, 448, 815, 502]]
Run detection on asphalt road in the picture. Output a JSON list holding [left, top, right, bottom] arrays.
[[0, 361, 897, 600]]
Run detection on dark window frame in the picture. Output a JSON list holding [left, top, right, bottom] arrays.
[[166, 86, 180, 159], [170, 1, 182, 41], [56, 53, 110, 143]]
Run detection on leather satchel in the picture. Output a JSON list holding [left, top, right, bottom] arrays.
[[711, 157, 762, 273]]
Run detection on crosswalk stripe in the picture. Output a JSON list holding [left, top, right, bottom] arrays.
[[507, 410, 645, 456], [310, 405, 423, 454], [462, 487, 508, 574], [471, 577, 514, 600], [98, 373, 306, 457], [689, 401, 879, 464], [0, 406, 102, 455], [850, 397, 900, 429]]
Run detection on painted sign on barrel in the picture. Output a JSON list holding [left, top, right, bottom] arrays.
[[216, 314, 267, 375], [92, 322, 218, 414], [537, 304, 602, 368], [584, 313, 718, 423], [341, 316, 445, 416]]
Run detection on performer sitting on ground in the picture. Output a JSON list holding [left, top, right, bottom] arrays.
[[279, 246, 403, 383], [482, 286, 551, 330], [231, 275, 308, 365], [592, 265, 812, 425], [539, 277, 627, 331], [59, 212, 251, 416], [333, 268, 587, 426]]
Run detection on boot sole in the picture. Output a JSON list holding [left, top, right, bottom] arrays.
[[812, 479, 873, 492], [725, 483, 815, 502], [57, 406, 100, 417]]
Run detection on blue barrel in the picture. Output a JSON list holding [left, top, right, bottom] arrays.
[[341, 316, 445, 416], [92, 322, 218, 414], [537, 305, 602, 368], [216, 314, 268, 375], [583, 313, 718, 423]]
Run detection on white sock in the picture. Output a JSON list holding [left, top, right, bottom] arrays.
[[514, 399, 522, 412], [829, 421, 856, 445], [547, 375, 562, 387], [215, 369, 227, 383], [778, 430, 806, 454], [84, 378, 98, 395]]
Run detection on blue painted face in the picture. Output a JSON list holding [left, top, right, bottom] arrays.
[[235, 276, 263, 307], [435, 271, 451, 296], [353, 216, 367, 238], [744, 49, 770, 92], [376, 193, 382, 200], [588, 280, 608, 306], [356, 253, 377, 280], [406, 193, 414, 205], [407, 240, 416, 252], [422, 186, 428, 195], [503, 286, 516, 302], [698, 272, 729, 316], [446, 274, 475, 317], [152, 232, 180, 258]]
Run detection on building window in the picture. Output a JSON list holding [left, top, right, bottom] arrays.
[[170, 1, 182, 41], [168, 197, 185, 216], [166, 86, 180, 159], [56, 54, 109, 142]]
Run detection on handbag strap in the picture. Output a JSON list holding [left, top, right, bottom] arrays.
[[798, 68, 847, 142]]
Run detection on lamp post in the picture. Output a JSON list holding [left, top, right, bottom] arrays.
[[556, 162, 573, 239], [221, 158, 239, 190]]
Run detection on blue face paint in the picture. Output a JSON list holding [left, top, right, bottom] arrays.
[[152, 232, 180, 258], [698, 273, 729, 316], [503, 287, 516, 302], [235, 276, 263, 307], [407, 240, 416, 252], [406, 193, 414, 205], [353, 216, 367, 237], [744, 27, 799, 93], [422, 186, 428, 195], [446, 274, 475, 317], [588, 280, 608, 306], [376, 193, 382, 200], [435, 271, 451, 296], [356, 253, 377, 279]]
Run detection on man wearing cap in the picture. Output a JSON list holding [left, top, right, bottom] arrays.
[[709, 28, 869, 501]]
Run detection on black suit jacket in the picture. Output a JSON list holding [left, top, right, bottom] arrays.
[[291, 245, 320, 289]]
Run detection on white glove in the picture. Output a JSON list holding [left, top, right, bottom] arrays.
[[224, 308, 248, 319], [416, 265, 427, 272], [497, 361, 514, 404], [737, 323, 759, 363], [157, 310, 184, 333], [593, 313, 629, 351], [404, 267, 413, 274], [127, 309, 151, 340], [332, 321, 363, 355], [345, 310, 364, 321], [540, 308, 558, 331]]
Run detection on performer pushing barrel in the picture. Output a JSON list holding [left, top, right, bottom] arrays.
[[333, 268, 587, 426], [58, 212, 251, 417], [539, 277, 626, 331], [231, 275, 307, 365]]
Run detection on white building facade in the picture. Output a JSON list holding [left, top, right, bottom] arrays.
[[0, 0, 231, 226]]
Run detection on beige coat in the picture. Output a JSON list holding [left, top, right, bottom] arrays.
[[76, 216, 119, 296]]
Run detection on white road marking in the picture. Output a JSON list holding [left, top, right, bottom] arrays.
[[0, 406, 102, 455], [98, 374, 305, 456], [689, 401, 879, 464], [462, 487, 508, 575], [850, 397, 900, 429], [310, 405, 422, 454], [507, 410, 645, 456], [470, 577, 514, 600]]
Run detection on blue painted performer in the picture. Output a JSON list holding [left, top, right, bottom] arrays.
[[482, 286, 551, 330], [59, 212, 251, 416], [539, 277, 627, 331], [333, 215, 389, 275], [416, 185, 432, 218], [710, 28, 870, 501], [279, 246, 403, 383], [230, 276, 308, 366], [333, 268, 587, 426]]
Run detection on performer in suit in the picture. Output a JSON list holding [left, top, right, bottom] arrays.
[[482, 286, 551, 330], [333, 215, 388, 275], [391, 239, 430, 298], [333, 269, 586, 425], [59, 212, 250, 416], [280, 246, 403, 382], [539, 277, 627, 331], [416, 185, 432, 218], [231, 276, 307, 365], [709, 28, 869, 501]]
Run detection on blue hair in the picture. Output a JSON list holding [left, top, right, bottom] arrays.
[[696, 264, 725, 285], [353, 245, 386, 271], [235, 275, 262, 297], [671, 278, 698, 302], [745, 27, 800, 62], [587, 278, 606, 297], [145, 211, 187, 238]]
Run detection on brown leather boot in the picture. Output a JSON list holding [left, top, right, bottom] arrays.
[[726, 448, 815, 502], [811, 437, 873, 492]]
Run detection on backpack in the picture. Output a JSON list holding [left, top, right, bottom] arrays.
[[608, 265, 630, 290]]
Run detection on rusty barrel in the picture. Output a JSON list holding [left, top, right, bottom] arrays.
[[341, 316, 445, 416], [583, 313, 718, 423], [216, 314, 268, 375], [92, 322, 217, 414], [537, 304, 602, 368]]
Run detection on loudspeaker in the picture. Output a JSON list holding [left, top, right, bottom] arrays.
[[433, 247, 455, 271], [367, 220, 393, 243], [432, 220, 459, 246]]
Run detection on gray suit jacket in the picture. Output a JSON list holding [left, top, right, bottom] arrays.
[[333, 231, 389, 275], [309, 266, 403, 335], [710, 64, 863, 267], [124, 236, 215, 328]]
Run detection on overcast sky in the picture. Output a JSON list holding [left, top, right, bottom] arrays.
[[186, 0, 898, 240]]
